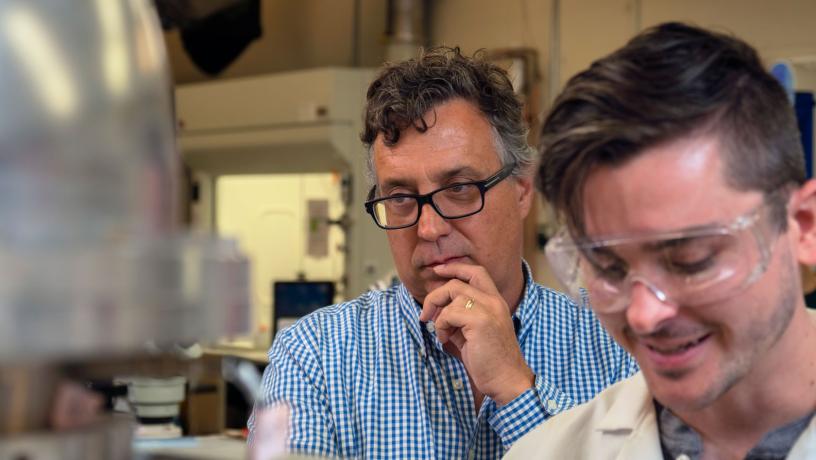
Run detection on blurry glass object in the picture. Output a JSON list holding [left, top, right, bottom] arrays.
[[249, 404, 289, 460], [0, 2, 250, 456], [0, 0, 250, 361]]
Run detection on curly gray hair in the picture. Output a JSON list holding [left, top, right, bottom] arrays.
[[361, 46, 534, 184]]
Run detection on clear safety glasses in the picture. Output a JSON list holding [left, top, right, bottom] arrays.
[[545, 201, 778, 313]]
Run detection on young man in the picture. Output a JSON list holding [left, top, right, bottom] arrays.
[[249, 47, 635, 459], [507, 22, 816, 460]]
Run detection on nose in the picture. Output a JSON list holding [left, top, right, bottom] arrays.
[[625, 280, 678, 335], [416, 203, 452, 241]]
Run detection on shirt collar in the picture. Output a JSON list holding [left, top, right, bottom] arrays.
[[397, 282, 426, 353], [511, 260, 537, 339]]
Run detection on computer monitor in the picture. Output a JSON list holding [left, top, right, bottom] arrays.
[[272, 281, 335, 337]]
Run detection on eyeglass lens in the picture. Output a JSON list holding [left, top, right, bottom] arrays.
[[372, 183, 483, 228]]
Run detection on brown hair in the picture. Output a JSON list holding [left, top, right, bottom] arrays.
[[539, 22, 805, 235]]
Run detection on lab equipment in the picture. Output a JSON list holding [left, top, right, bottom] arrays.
[[0, 0, 250, 457]]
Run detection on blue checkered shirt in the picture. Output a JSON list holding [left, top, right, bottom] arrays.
[[249, 264, 637, 459]]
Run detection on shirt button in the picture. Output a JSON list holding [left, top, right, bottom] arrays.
[[676, 455, 691, 460], [547, 400, 558, 412], [452, 379, 463, 390], [418, 347, 426, 358], [467, 448, 475, 460], [425, 322, 435, 333]]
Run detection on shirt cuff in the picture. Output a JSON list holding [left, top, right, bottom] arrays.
[[488, 375, 574, 448]]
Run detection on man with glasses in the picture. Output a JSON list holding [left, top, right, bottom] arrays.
[[249, 47, 636, 459], [506, 22, 816, 459]]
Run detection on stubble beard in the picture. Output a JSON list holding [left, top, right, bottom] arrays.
[[682, 245, 799, 412]]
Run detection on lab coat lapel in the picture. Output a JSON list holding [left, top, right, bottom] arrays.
[[596, 373, 664, 459]]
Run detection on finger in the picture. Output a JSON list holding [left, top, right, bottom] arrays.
[[435, 298, 470, 344], [448, 329, 466, 350], [419, 279, 478, 322], [434, 298, 477, 341], [432, 262, 501, 296], [437, 325, 450, 344]]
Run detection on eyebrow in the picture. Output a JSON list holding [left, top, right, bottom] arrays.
[[583, 220, 728, 252], [644, 237, 696, 253], [379, 165, 482, 192], [585, 239, 682, 258], [584, 246, 627, 271], [587, 246, 620, 259]]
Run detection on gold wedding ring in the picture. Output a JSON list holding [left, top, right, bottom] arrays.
[[464, 298, 475, 310]]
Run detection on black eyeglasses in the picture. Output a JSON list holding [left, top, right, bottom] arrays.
[[364, 162, 516, 230]]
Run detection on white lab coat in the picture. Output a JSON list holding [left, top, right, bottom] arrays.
[[504, 373, 816, 460]]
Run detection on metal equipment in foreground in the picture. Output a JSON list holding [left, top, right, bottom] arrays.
[[0, 0, 250, 458]]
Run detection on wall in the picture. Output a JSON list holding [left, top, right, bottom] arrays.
[[432, 0, 551, 53], [216, 173, 346, 348]]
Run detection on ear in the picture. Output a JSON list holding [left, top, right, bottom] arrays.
[[514, 174, 535, 219], [790, 179, 816, 265]]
